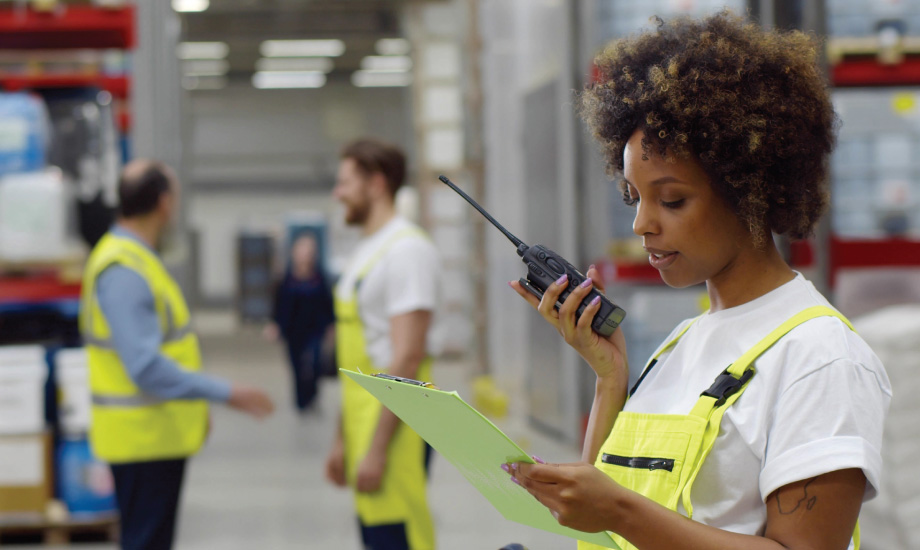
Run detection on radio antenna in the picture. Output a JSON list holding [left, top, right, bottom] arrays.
[[438, 175, 527, 252]]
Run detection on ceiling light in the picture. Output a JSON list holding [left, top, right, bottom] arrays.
[[260, 40, 345, 58], [182, 75, 227, 91], [252, 71, 327, 89], [255, 57, 334, 73], [177, 42, 228, 60], [376, 38, 411, 56], [351, 70, 412, 88], [172, 0, 208, 13], [360, 55, 412, 72], [183, 59, 229, 76]]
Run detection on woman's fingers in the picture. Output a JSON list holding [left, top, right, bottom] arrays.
[[537, 274, 568, 321], [586, 264, 606, 293], [557, 277, 597, 340]]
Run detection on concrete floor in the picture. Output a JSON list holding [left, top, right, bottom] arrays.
[[18, 312, 581, 550]]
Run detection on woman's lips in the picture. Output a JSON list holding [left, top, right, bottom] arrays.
[[646, 248, 678, 270]]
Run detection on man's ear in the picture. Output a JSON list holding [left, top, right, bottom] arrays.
[[157, 190, 175, 218], [368, 172, 390, 200]]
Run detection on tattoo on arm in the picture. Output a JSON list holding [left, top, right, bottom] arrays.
[[777, 478, 818, 515]]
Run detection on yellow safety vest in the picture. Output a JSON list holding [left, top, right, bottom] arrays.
[[578, 306, 860, 550], [79, 232, 208, 464], [335, 226, 436, 550]]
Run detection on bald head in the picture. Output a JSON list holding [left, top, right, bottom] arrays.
[[118, 159, 176, 218]]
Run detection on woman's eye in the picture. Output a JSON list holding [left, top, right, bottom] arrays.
[[661, 199, 685, 209]]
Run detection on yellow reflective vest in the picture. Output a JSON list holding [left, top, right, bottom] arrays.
[[79, 232, 208, 464]]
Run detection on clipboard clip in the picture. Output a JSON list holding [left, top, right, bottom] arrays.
[[372, 373, 440, 390]]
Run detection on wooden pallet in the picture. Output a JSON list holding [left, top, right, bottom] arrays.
[[0, 513, 118, 545]]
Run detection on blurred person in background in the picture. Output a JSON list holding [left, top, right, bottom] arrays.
[[79, 159, 275, 550], [324, 138, 442, 550], [264, 231, 334, 413], [506, 12, 890, 550]]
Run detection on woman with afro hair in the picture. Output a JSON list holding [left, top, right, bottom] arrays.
[[505, 11, 890, 550]]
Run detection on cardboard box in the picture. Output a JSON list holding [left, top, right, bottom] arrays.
[[0, 431, 52, 515]]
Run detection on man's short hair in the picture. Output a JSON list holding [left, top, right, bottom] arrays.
[[340, 138, 407, 198], [118, 161, 172, 218]]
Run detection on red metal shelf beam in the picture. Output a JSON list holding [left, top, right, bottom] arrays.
[[0, 5, 135, 50], [831, 56, 920, 87], [829, 236, 920, 286]]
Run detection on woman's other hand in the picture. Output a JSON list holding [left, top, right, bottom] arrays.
[[505, 460, 624, 534]]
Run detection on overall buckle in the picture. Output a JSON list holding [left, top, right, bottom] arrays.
[[701, 368, 754, 407]]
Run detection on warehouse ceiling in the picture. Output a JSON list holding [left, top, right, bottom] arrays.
[[178, 0, 421, 77]]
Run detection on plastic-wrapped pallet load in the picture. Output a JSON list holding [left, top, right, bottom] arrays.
[[0, 92, 49, 177], [0, 168, 74, 262], [852, 305, 920, 550], [52, 348, 117, 518], [54, 348, 92, 435]]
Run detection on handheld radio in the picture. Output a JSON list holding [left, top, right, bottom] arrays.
[[438, 175, 626, 337]]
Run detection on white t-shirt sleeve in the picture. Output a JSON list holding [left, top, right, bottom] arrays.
[[760, 358, 888, 502], [383, 237, 439, 317]]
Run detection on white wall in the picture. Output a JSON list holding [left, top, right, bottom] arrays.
[[184, 79, 413, 302]]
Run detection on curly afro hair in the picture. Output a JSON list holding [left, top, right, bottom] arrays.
[[580, 11, 836, 244]]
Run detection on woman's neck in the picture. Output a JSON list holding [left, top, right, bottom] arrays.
[[706, 241, 795, 312]]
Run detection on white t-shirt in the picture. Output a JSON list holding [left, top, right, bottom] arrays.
[[625, 273, 891, 539], [335, 216, 442, 368]]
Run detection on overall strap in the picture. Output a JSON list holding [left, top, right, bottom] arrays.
[[681, 305, 854, 517], [628, 316, 700, 399]]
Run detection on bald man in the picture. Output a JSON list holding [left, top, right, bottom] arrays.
[[79, 159, 274, 550]]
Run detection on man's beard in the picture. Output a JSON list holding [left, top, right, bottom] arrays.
[[344, 198, 371, 226]]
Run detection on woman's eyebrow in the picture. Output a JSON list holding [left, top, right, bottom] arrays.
[[622, 176, 686, 186]]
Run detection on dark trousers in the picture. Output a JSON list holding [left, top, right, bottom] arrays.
[[288, 338, 322, 411], [110, 458, 187, 550]]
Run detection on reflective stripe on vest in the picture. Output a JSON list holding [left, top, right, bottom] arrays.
[[334, 225, 436, 550], [80, 232, 208, 463], [578, 306, 861, 550]]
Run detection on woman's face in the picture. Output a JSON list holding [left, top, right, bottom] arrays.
[[623, 129, 753, 289]]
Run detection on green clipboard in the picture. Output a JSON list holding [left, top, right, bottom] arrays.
[[341, 370, 620, 549]]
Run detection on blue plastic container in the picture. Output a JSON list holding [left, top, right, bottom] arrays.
[[56, 436, 117, 517], [0, 92, 49, 176]]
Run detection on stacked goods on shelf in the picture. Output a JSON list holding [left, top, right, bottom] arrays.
[[0, 345, 51, 518], [830, 90, 920, 239], [53, 348, 116, 519], [0, 92, 47, 176], [0, 168, 76, 263]]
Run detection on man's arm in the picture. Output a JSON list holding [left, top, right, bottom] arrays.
[[355, 309, 431, 493], [97, 266, 274, 418], [97, 266, 231, 401]]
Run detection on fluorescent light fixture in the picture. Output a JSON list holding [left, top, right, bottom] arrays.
[[376, 38, 410, 56], [183, 59, 229, 76], [177, 42, 228, 60], [252, 71, 327, 89], [351, 70, 412, 88], [260, 40, 345, 58], [182, 75, 227, 91], [360, 55, 412, 72], [172, 0, 208, 13], [255, 57, 334, 73]]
